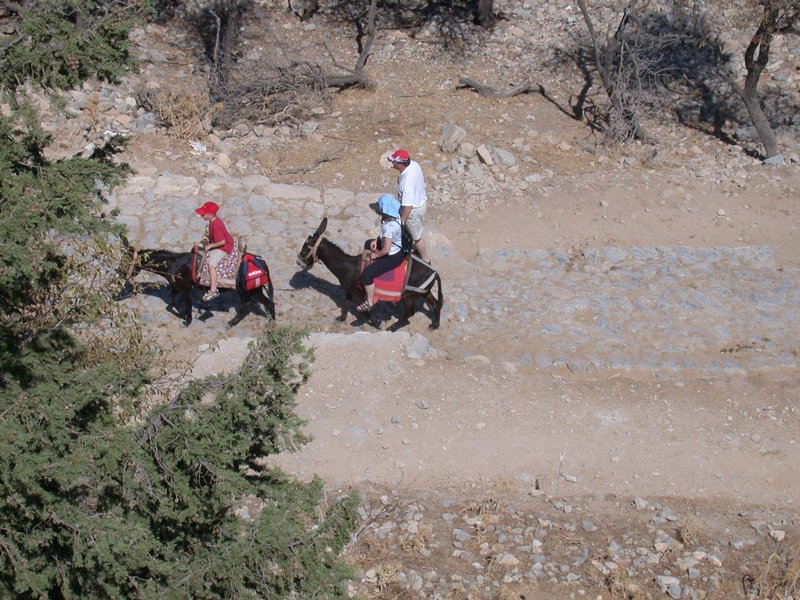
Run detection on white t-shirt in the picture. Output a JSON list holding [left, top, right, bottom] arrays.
[[381, 219, 402, 256], [397, 160, 427, 209]]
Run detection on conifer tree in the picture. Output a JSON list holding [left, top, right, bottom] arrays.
[[1, 2, 359, 597]]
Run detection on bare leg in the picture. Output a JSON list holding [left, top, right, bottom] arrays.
[[414, 238, 430, 263], [209, 264, 218, 293], [364, 283, 375, 305]]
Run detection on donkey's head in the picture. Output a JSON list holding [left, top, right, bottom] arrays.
[[296, 218, 327, 269]]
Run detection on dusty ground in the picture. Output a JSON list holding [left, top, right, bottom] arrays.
[[94, 2, 800, 597], [246, 5, 798, 598]]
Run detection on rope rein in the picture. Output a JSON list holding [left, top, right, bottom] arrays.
[[301, 235, 324, 263]]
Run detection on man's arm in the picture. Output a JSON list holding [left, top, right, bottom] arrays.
[[399, 205, 412, 224]]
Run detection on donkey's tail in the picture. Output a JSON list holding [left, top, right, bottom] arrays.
[[434, 272, 444, 308]]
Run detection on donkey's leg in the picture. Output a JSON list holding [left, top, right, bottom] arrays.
[[426, 290, 441, 329], [182, 288, 193, 326], [167, 287, 178, 310], [228, 291, 250, 326], [174, 270, 193, 326], [265, 283, 276, 320], [389, 296, 414, 331], [338, 292, 353, 321]]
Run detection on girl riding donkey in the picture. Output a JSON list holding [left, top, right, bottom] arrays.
[[122, 199, 275, 326], [358, 194, 406, 312], [195, 201, 234, 302]]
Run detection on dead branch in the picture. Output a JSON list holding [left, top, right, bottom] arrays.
[[321, 42, 371, 88], [320, 0, 378, 89], [458, 77, 539, 98], [282, 156, 339, 174], [575, 0, 655, 143]]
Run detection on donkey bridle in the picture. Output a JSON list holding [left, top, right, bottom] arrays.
[[298, 234, 323, 265]]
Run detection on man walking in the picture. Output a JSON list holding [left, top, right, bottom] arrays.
[[387, 149, 430, 263]]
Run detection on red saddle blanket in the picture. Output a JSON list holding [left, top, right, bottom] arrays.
[[372, 259, 408, 303]]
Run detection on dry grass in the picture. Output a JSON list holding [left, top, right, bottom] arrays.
[[745, 549, 800, 599], [606, 570, 650, 600], [443, 585, 481, 600], [139, 85, 221, 140], [374, 561, 403, 591], [398, 523, 432, 554], [82, 91, 103, 135], [676, 518, 697, 547]]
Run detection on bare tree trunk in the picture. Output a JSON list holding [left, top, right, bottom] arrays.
[[207, 2, 243, 93], [576, 0, 654, 143], [475, 0, 494, 28], [736, 10, 780, 158]]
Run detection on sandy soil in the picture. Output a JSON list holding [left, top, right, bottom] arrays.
[[107, 5, 800, 596]]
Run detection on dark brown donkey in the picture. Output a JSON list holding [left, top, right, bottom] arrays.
[[124, 241, 275, 327], [296, 218, 443, 330]]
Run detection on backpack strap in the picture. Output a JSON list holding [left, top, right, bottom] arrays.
[[390, 218, 402, 251]]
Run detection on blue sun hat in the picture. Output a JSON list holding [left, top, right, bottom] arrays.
[[370, 194, 400, 219]]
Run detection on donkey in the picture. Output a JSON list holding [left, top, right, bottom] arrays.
[[296, 218, 443, 330], [124, 242, 275, 327]]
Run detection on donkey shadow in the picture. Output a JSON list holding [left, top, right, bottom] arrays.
[[289, 270, 434, 329], [289, 270, 371, 326], [124, 279, 258, 323]]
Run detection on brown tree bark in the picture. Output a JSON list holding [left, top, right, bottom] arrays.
[[475, 0, 495, 28], [740, 23, 780, 158], [730, 1, 799, 159]]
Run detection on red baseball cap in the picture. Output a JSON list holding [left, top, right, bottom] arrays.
[[195, 201, 219, 216], [388, 149, 411, 163]]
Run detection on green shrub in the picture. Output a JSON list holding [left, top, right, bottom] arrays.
[[0, 0, 154, 90], [1, 3, 360, 594]]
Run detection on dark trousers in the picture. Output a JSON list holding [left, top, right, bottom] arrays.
[[361, 251, 404, 286]]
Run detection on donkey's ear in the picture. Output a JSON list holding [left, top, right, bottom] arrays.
[[314, 217, 328, 237]]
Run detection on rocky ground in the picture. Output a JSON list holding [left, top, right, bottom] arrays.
[[34, 0, 800, 598]]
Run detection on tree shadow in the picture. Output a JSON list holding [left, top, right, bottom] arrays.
[[325, 0, 492, 53], [541, 46, 605, 133], [545, 7, 797, 151]]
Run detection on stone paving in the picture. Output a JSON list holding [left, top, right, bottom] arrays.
[[112, 174, 800, 374]]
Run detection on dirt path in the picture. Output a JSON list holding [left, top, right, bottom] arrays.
[[272, 333, 800, 507]]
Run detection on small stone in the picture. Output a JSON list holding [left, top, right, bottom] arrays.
[[769, 530, 786, 542]]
